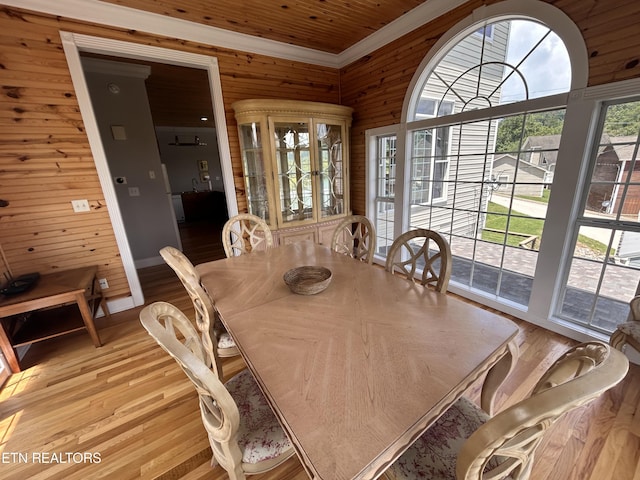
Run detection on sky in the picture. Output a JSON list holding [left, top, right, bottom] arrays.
[[500, 20, 571, 103]]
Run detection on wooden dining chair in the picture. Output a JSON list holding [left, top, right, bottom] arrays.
[[160, 246, 239, 373], [610, 294, 640, 353], [385, 228, 452, 292], [385, 341, 628, 480], [330, 214, 377, 264], [222, 213, 274, 257], [139, 302, 295, 480]]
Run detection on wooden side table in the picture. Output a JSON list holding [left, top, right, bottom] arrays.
[[0, 266, 108, 373]]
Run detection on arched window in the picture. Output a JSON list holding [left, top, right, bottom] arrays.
[[409, 19, 571, 120], [367, 1, 640, 339]]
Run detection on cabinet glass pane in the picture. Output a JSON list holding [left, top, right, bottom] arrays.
[[317, 123, 345, 218], [239, 123, 270, 221], [274, 122, 313, 223]]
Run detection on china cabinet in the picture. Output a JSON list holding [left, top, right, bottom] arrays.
[[232, 99, 353, 244]]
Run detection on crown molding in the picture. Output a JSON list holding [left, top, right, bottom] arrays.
[[338, 0, 468, 67], [5, 0, 463, 69]]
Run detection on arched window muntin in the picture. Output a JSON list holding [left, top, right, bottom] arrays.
[[390, 1, 586, 314], [408, 17, 571, 124], [369, 0, 640, 342]]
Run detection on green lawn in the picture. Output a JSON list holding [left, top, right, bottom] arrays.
[[482, 201, 610, 254], [516, 189, 551, 203]]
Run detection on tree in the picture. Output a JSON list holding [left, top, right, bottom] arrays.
[[496, 110, 565, 153], [604, 101, 640, 136]]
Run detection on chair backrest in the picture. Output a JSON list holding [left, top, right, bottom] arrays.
[[385, 228, 452, 292], [139, 302, 245, 476], [630, 295, 640, 321], [159, 246, 222, 377], [222, 213, 274, 258], [457, 341, 629, 480], [330, 215, 376, 264]]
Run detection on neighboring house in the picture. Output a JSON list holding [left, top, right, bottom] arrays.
[[521, 135, 560, 178], [610, 136, 640, 216], [499, 134, 638, 213], [492, 154, 550, 197]]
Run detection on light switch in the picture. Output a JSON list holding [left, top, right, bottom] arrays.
[[111, 125, 127, 140], [128, 187, 140, 197]]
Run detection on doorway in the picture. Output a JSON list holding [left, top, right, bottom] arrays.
[[61, 32, 239, 310], [81, 54, 229, 267]]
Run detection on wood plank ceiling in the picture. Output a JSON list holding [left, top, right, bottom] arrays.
[[101, 0, 431, 53]]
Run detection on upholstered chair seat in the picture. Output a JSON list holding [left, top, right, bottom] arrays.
[[386, 342, 628, 480], [388, 397, 506, 480], [140, 302, 295, 479], [225, 368, 292, 468]]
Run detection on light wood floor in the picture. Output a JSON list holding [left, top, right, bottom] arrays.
[[1, 221, 640, 479]]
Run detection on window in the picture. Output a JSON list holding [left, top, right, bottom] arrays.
[[372, 16, 571, 308], [366, 2, 640, 341], [557, 98, 640, 334], [374, 134, 397, 254]]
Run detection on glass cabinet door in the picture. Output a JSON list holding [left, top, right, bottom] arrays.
[[316, 122, 345, 218], [238, 123, 270, 223], [273, 121, 314, 224]]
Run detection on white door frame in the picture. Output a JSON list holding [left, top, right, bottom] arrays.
[[0, 350, 10, 388], [60, 31, 238, 311]]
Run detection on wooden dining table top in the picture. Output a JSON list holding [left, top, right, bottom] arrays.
[[196, 241, 520, 480]]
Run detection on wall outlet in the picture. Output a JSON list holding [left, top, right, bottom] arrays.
[[98, 278, 109, 289], [71, 199, 90, 212]]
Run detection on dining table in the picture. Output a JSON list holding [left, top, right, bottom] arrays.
[[196, 240, 519, 480]]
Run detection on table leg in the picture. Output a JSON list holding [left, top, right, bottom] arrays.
[[480, 339, 519, 415], [74, 292, 102, 347], [0, 322, 20, 373]]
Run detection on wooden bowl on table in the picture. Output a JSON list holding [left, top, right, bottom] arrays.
[[283, 266, 332, 295]]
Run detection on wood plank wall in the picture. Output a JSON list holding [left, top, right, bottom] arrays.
[[0, 7, 339, 300], [341, 0, 640, 214]]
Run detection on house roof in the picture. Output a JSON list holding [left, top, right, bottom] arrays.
[[493, 154, 549, 175], [521, 134, 560, 165], [610, 136, 639, 162]]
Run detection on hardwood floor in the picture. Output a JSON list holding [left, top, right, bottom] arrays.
[[1, 223, 639, 479]]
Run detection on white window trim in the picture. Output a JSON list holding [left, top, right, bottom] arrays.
[[402, 0, 587, 121], [366, 0, 640, 344]]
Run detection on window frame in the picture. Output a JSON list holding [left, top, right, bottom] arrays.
[[365, 0, 640, 343]]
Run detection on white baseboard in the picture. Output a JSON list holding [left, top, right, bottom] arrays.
[[99, 295, 139, 317]]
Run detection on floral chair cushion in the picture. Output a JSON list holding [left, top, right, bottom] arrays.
[[389, 396, 501, 480], [217, 331, 236, 349], [225, 369, 292, 464]]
